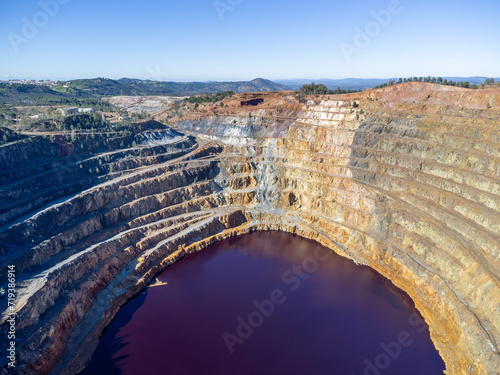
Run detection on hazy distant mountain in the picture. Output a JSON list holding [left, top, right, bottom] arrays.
[[236, 78, 289, 92], [277, 77, 498, 91], [63, 77, 289, 96]]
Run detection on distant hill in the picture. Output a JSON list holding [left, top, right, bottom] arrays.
[[0, 78, 289, 105], [233, 78, 289, 93], [60, 77, 289, 96], [277, 77, 499, 91]]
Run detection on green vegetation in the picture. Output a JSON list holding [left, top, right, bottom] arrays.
[[482, 78, 496, 87], [0, 104, 18, 127], [130, 111, 149, 120], [61, 114, 108, 130], [297, 83, 359, 96], [374, 77, 496, 90], [294, 83, 360, 103], [18, 110, 155, 137], [0, 127, 24, 145], [56, 98, 118, 111], [0, 84, 119, 109], [183, 90, 235, 105]]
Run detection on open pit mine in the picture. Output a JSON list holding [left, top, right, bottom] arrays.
[[0, 82, 499, 374]]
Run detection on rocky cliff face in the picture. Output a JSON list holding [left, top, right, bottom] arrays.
[[0, 83, 498, 374]]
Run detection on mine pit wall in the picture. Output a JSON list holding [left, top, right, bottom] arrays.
[[0, 137, 198, 228], [2, 161, 219, 278], [1, 96, 499, 375], [172, 100, 500, 374]]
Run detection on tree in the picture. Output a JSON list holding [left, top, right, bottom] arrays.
[[483, 78, 495, 86], [299, 83, 329, 95], [315, 84, 328, 95]]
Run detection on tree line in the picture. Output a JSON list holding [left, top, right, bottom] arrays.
[[375, 77, 496, 90], [183, 90, 235, 105], [297, 83, 359, 96], [22, 112, 148, 137], [0, 127, 24, 145]]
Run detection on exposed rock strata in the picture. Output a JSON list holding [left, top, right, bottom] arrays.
[[0, 83, 499, 374]]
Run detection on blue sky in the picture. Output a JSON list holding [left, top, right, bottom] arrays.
[[0, 0, 499, 81]]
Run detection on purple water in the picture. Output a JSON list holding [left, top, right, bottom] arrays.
[[80, 231, 445, 375]]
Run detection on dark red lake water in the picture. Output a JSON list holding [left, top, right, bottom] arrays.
[[80, 231, 445, 375]]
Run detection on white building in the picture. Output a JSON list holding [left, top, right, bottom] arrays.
[[78, 108, 95, 113]]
